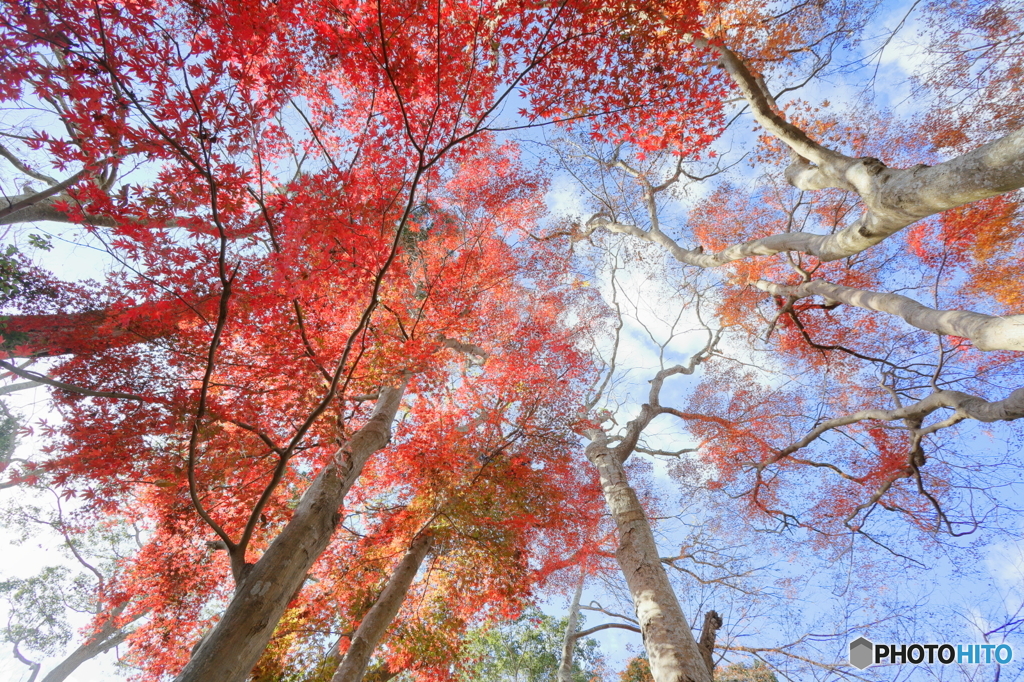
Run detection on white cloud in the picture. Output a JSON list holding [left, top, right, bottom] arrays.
[[545, 173, 588, 220]]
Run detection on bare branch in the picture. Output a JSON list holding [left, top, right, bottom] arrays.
[[573, 622, 643, 639], [0, 168, 91, 221], [0, 360, 148, 402], [753, 279, 1024, 351], [0, 142, 58, 185]]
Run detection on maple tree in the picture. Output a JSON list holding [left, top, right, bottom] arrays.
[[2, 0, 1022, 680], [0, 0, 728, 679]]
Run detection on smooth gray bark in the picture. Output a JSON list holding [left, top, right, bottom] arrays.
[[776, 387, 1024, 459], [174, 384, 406, 682], [331, 532, 434, 682], [0, 172, 93, 225], [39, 628, 129, 682], [37, 600, 143, 682], [701, 41, 1024, 263], [688, 127, 1024, 263], [585, 436, 711, 682], [754, 279, 1024, 351], [0, 190, 185, 229], [556, 569, 585, 682], [580, 344, 717, 682], [0, 192, 113, 227]]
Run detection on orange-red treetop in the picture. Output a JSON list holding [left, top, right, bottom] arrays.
[[0, 0, 737, 675]]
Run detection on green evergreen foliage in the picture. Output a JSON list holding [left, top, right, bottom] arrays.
[[0, 401, 19, 466], [0, 566, 86, 659], [457, 607, 602, 682]]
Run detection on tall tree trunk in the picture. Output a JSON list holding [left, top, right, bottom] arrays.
[[331, 531, 434, 682], [585, 442, 712, 682], [38, 600, 143, 682], [39, 629, 129, 682], [175, 383, 406, 682], [556, 568, 586, 682]]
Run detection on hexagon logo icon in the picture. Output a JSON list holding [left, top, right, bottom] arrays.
[[849, 637, 874, 670]]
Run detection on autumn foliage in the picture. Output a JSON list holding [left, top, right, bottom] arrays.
[[0, 0, 734, 676], [2, 0, 1023, 678]]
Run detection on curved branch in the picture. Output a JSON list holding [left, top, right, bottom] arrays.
[[0, 360, 147, 402], [0, 142, 58, 185], [696, 39, 847, 170], [0, 169, 91, 222], [573, 622, 643, 639], [754, 279, 1024, 352], [580, 602, 639, 624], [775, 387, 1024, 460]]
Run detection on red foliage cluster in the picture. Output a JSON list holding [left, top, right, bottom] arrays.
[[0, 0, 730, 675]]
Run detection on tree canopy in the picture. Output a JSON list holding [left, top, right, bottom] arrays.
[[0, 0, 1022, 680]]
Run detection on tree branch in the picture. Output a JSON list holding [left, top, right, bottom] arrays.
[[0, 360, 148, 402], [0, 168, 91, 221], [753, 278, 1024, 351]]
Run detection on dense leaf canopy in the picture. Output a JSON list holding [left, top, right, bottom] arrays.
[[0, 0, 1022, 679]]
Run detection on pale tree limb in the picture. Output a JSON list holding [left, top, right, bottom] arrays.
[[0, 189, 196, 229], [38, 632, 128, 682], [587, 123, 1024, 265], [737, 385, 1024, 538], [38, 602, 146, 682], [557, 568, 586, 682], [581, 41, 1024, 267], [13, 641, 41, 682], [584, 250, 624, 413], [753, 279, 1024, 351], [574, 622, 642, 638], [580, 602, 639, 624], [698, 41, 846, 172], [772, 387, 1024, 463], [0, 142, 58, 185], [0, 169, 92, 222], [700, 39, 1024, 261], [0, 360, 148, 402], [635, 445, 699, 458]]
